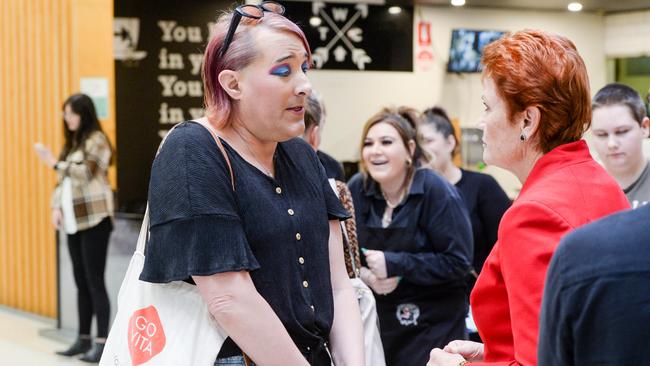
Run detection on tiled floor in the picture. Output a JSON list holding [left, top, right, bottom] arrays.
[[0, 307, 88, 365]]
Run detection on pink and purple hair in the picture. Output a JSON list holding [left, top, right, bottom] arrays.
[[202, 11, 311, 127]]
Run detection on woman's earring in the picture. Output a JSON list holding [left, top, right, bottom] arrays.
[[406, 158, 413, 166], [520, 133, 526, 141]]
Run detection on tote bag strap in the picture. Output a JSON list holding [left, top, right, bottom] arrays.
[[327, 179, 360, 277], [136, 120, 235, 255], [195, 119, 235, 191], [135, 122, 183, 255]]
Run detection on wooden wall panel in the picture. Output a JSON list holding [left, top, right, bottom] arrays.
[[0, 0, 114, 318]]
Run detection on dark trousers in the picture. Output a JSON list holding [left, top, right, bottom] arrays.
[[66, 217, 112, 338]]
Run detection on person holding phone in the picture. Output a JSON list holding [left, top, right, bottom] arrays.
[[35, 93, 114, 362]]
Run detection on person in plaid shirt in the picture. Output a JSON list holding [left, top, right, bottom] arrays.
[[35, 93, 113, 363]]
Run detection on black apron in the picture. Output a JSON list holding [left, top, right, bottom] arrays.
[[359, 200, 467, 366]]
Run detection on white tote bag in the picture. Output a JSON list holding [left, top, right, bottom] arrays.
[[328, 179, 386, 366], [101, 122, 230, 366], [99, 208, 228, 366], [350, 277, 386, 366]]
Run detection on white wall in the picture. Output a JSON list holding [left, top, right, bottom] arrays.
[[310, 5, 607, 196], [605, 9, 650, 58]]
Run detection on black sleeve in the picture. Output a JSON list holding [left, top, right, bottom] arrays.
[[140, 122, 260, 283], [317, 150, 345, 182], [477, 174, 511, 253], [307, 143, 349, 221], [384, 175, 474, 285], [346, 173, 365, 224]]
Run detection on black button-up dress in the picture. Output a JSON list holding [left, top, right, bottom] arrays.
[[140, 122, 349, 365]]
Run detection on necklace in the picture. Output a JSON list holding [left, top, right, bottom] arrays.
[[380, 188, 405, 228], [381, 189, 405, 209], [245, 144, 274, 177], [233, 128, 274, 177]]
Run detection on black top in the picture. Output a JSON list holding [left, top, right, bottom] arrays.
[[539, 204, 650, 366], [141, 121, 349, 362], [348, 169, 473, 366], [348, 169, 473, 297], [455, 169, 510, 278], [317, 150, 345, 182]]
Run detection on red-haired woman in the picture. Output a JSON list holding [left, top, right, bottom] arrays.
[[140, 3, 364, 365], [427, 29, 630, 366]]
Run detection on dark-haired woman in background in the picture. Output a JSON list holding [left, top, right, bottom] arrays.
[[419, 107, 510, 294], [348, 110, 473, 366], [35, 93, 114, 362]]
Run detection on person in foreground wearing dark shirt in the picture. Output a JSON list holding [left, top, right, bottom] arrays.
[[539, 204, 650, 365], [302, 91, 345, 181], [141, 5, 364, 365], [348, 110, 473, 366]]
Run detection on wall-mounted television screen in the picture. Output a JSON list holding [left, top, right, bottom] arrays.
[[447, 29, 505, 73]]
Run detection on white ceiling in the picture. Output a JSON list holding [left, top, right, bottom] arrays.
[[415, 0, 650, 13]]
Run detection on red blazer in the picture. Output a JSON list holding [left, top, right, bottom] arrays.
[[469, 140, 629, 366]]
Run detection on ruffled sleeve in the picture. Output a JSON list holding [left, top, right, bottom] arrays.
[[140, 122, 260, 283]]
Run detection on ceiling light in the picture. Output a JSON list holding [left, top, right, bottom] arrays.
[[388, 6, 402, 15], [309, 16, 322, 27], [451, 0, 466, 6], [567, 2, 582, 12]]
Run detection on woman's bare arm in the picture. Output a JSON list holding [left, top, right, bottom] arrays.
[[327, 220, 365, 365], [193, 271, 309, 366]]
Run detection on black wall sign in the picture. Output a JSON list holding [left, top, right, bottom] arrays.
[[114, 0, 229, 213], [285, 1, 413, 71], [114, 0, 413, 213]]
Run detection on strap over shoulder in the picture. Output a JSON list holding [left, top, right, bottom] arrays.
[[137, 120, 236, 255], [194, 119, 235, 191]]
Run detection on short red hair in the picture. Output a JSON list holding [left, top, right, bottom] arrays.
[[481, 29, 591, 153], [202, 12, 311, 128]]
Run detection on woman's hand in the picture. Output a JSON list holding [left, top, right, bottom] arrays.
[[363, 249, 388, 279], [360, 267, 399, 295], [444, 340, 484, 362], [359, 266, 375, 284], [52, 209, 62, 230], [374, 276, 400, 295], [427, 348, 466, 366], [359, 267, 379, 293], [34, 142, 57, 168]]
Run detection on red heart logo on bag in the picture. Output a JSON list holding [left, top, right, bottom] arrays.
[[128, 306, 166, 365]]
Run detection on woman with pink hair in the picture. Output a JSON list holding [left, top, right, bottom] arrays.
[[141, 3, 364, 365]]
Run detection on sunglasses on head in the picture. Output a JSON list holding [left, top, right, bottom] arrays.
[[220, 1, 286, 57]]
